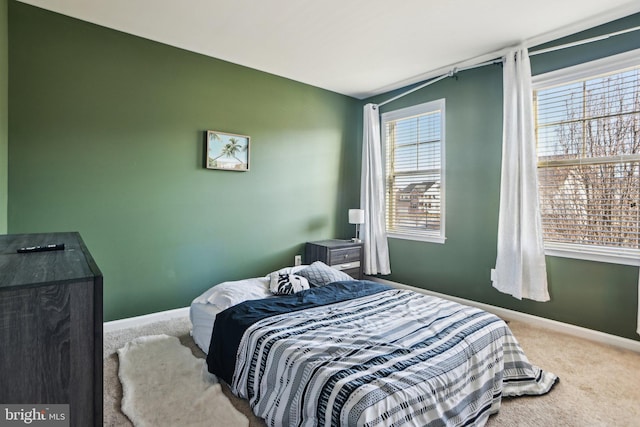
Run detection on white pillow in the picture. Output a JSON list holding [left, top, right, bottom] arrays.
[[192, 277, 272, 311]]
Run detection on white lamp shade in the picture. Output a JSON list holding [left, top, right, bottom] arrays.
[[348, 209, 365, 224]]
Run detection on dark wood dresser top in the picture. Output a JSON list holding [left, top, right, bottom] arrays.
[[0, 232, 102, 291]]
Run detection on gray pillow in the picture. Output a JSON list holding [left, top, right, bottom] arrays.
[[296, 261, 354, 287]]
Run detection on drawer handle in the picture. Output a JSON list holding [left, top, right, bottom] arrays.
[[335, 261, 360, 270]]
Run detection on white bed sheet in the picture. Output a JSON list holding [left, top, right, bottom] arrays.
[[189, 301, 222, 353]]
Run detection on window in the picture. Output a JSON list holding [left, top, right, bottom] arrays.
[[533, 50, 640, 265], [381, 99, 445, 243]]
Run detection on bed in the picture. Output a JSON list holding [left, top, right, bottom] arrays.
[[191, 262, 558, 427]]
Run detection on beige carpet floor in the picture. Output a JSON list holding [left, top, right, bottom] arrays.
[[104, 316, 640, 427]]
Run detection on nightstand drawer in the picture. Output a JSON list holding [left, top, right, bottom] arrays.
[[332, 261, 360, 271], [329, 247, 361, 264]]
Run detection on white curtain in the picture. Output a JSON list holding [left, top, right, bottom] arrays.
[[360, 103, 391, 275], [637, 269, 639, 335], [491, 48, 549, 301]]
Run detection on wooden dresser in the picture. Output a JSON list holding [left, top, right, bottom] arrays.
[[304, 239, 363, 279], [0, 232, 103, 426]]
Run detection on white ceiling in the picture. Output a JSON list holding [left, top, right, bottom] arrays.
[[17, 0, 640, 99]]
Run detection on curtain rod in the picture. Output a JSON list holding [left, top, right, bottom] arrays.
[[529, 25, 640, 56], [377, 24, 640, 108], [377, 59, 501, 107], [378, 73, 449, 107]]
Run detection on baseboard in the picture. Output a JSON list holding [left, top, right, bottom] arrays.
[[371, 276, 640, 354], [103, 307, 190, 333], [103, 280, 640, 353]]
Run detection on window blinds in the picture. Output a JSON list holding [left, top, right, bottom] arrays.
[[535, 66, 640, 254], [383, 105, 444, 240]]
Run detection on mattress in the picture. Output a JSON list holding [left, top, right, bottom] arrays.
[[189, 301, 222, 353]]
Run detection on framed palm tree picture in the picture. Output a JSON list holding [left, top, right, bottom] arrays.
[[205, 130, 250, 171]]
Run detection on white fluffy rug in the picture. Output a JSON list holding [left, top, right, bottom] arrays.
[[117, 334, 249, 427]]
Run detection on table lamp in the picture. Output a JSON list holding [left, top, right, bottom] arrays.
[[348, 209, 365, 243]]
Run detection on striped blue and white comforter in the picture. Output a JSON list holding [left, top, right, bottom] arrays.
[[214, 282, 557, 427]]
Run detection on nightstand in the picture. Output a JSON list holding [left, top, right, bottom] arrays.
[[304, 239, 363, 280]]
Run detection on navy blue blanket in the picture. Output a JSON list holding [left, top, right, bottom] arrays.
[[206, 280, 390, 385]]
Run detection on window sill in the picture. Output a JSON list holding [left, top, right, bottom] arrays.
[[387, 232, 446, 244], [545, 243, 640, 267]]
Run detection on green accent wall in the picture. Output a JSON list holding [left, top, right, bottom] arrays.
[[0, 0, 7, 234], [8, 2, 360, 320], [365, 13, 640, 342], [7, 1, 639, 341]]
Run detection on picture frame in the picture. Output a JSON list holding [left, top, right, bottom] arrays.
[[205, 130, 250, 171]]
